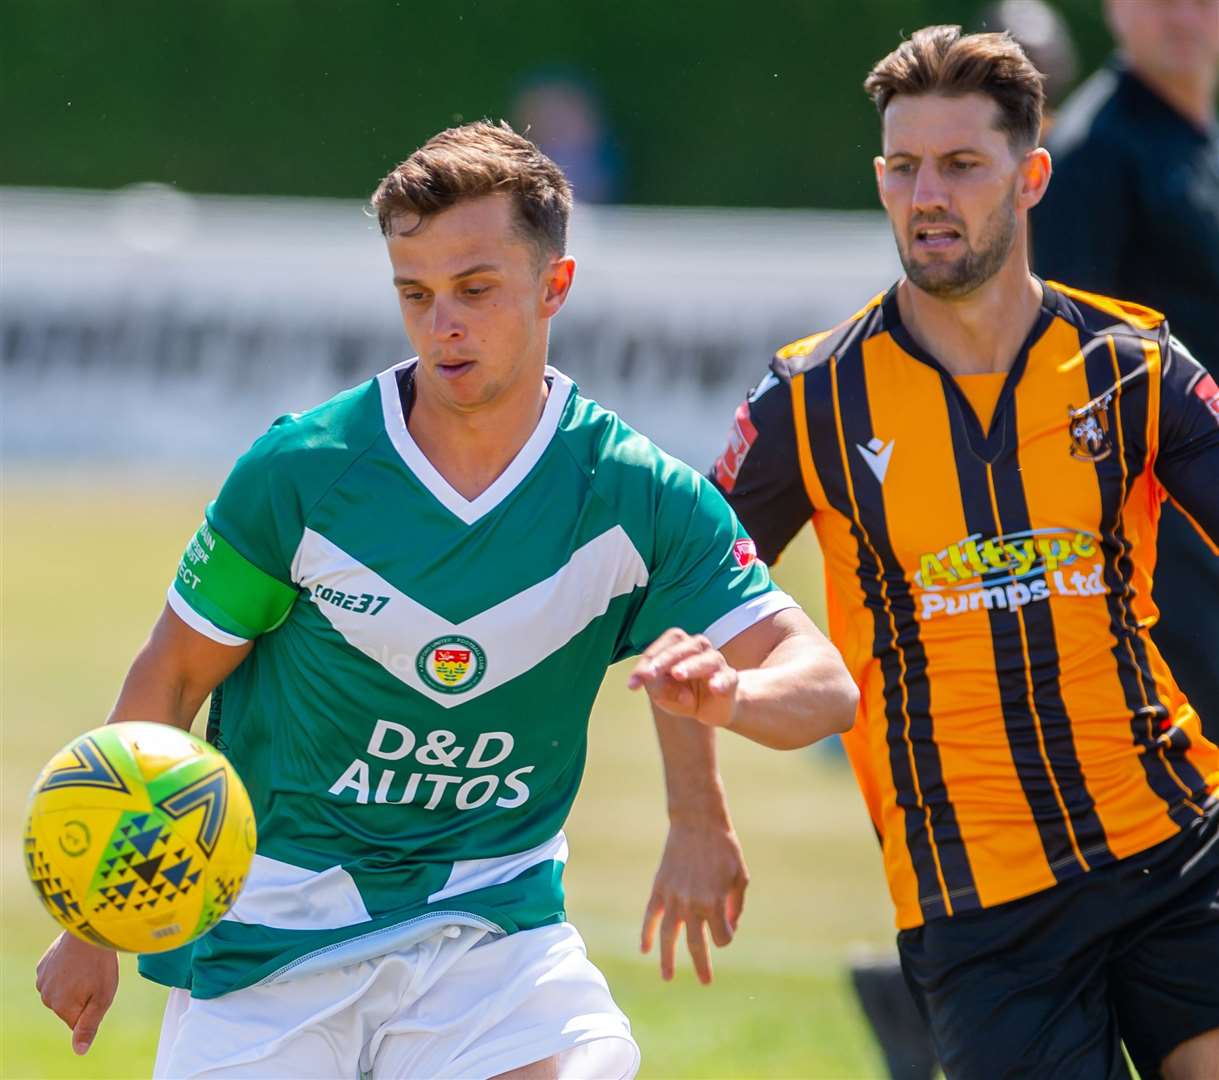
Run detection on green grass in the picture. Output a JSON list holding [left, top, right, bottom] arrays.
[[2, 471, 893, 1078]]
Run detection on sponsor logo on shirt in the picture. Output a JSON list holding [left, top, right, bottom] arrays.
[[327, 720, 534, 810], [417, 635, 486, 694], [916, 528, 1104, 621], [311, 587, 390, 615]]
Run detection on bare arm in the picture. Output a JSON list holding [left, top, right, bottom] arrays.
[[633, 605, 855, 984], [629, 606, 857, 749], [640, 709, 748, 984], [107, 603, 253, 728], [36, 604, 251, 1055]]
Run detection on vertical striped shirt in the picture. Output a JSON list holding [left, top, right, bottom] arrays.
[[711, 281, 1219, 928]]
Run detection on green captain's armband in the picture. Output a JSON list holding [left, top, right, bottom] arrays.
[[171, 520, 297, 641]]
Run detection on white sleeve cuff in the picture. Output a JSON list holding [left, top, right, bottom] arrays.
[[166, 585, 251, 647], [702, 590, 800, 649]]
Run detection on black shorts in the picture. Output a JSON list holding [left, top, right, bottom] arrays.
[[897, 805, 1219, 1079]]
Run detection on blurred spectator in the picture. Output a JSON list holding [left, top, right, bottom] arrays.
[[1033, 0, 1219, 743], [977, 0, 1080, 122], [511, 73, 624, 203]]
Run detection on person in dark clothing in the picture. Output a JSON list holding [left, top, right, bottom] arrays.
[[1034, 0, 1219, 743]]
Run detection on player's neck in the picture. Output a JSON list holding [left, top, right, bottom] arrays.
[[897, 259, 1043, 378], [1125, 57, 1217, 131], [408, 366, 550, 501]]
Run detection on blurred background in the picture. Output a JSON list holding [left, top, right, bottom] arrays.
[[1, 1, 1124, 1076]]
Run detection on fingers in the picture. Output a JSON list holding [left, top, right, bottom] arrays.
[[659, 908, 681, 982], [640, 892, 663, 954], [72, 994, 108, 1056], [653, 903, 717, 985], [685, 918, 713, 985], [707, 901, 734, 948], [728, 876, 747, 932], [628, 632, 715, 690]]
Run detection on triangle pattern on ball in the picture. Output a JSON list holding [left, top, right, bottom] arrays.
[[131, 854, 165, 887], [161, 859, 192, 890], [127, 827, 163, 859]]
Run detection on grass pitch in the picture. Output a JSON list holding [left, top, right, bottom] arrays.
[[2, 472, 892, 1078]]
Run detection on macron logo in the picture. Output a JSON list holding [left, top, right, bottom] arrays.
[[856, 437, 894, 483]]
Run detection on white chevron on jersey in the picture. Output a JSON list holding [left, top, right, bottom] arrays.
[[292, 525, 649, 708]]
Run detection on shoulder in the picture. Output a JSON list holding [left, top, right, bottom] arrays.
[[1045, 283, 1175, 391], [558, 389, 730, 552], [771, 290, 890, 384], [225, 375, 387, 508], [560, 389, 702, 495], [1045, 281, 1167, 342]]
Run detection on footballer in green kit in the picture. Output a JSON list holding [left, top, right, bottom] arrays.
[[34, 122, 857, 1079]]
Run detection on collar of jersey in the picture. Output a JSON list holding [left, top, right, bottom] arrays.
[[376, 358, 575, 526]]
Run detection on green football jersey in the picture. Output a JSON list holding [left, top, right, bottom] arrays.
[[140, 362, 793, 999]]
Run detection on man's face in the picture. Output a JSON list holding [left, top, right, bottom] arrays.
[[875, 93, 1042, 300], [1108, 0, 1219, 86], [385, 192, 572, 412]]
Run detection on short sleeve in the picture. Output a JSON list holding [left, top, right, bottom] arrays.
[[167, 420, 304, 643], [1155, 332, 1219, 554], [708, 369, 813, 565], [623, 458, 797, 657]]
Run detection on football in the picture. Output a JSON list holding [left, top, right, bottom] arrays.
[[23, 722, 256, 954]]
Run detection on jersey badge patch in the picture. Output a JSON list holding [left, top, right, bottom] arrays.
[[417, 635, 487, 694], [1067, 395, 1113, 462], [1192, 373, 1219, 424], [732, 538, 757, 568]]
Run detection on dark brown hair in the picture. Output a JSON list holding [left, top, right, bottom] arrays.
[[864, 25, 1045, 150], [371, 120, 572, 257]]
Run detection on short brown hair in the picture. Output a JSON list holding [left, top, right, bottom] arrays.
[[371, 120, 572, 258], [864, 25, 1045, 150]]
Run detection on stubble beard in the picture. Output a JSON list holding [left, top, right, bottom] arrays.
[[898, 188, 1019, 300]]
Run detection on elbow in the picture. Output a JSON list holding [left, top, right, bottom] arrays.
[[831, 676, 859, 736], [795, 672, 857, 749]]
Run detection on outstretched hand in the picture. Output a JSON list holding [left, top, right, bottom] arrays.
[[640, 819, 749, 984], [628, 629, 738, 730]]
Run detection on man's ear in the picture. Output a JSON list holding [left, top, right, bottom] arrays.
[[873, 155, 888, 211], [1018, 147, 1053, 210], [541, 256, 576, 318]]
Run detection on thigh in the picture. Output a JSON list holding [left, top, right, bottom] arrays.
[[1110, 810, 1219, 1080], [899, 891, 1129, 1080], [370, 922, 639, 1080], [155, 965, 373, 1079]]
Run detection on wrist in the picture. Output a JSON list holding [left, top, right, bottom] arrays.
[[61, 931, 109, 955], [667, 781, 732, 830]]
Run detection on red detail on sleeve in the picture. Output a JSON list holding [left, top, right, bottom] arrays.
[[713, 401, 759, 493], [732, 538, 757, 567], [1193, 373, 1219, 423]]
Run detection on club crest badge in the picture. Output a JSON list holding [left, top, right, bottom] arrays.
[[1067, 394, 1114, 462], [416, 635, 486, 694]]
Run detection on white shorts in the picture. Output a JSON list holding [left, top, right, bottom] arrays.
[[153, 922, 639, 1079]]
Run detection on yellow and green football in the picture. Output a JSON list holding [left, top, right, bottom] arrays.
[[23, 721, 256, 953]]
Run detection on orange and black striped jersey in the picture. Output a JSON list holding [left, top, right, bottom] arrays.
[[711, 280, 1219, 929]]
